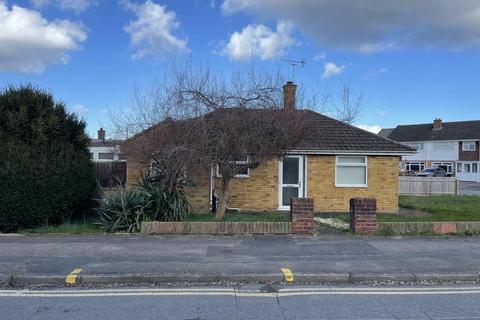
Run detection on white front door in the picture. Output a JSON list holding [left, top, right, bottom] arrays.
[[457, 162, 480, 182], [279, 155, 304, 210]]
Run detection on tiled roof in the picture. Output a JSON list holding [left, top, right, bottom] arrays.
[[293, 110, 413, 153], [89, 139, 123, 148], [378, 128, 395, 139], [385, 120, 480, 142], [125, 108, 413, 154]]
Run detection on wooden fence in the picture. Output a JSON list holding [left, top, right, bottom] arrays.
[[94, 161, 127, 188], [399, 176, 458, 196]]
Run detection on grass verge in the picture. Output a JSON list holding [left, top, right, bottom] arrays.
[[378, 195, 480, 222], [18, 220, 102, 234]]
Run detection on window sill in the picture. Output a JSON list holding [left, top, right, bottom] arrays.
[[216, 175, 250, 179], [335, 184, 368, 188]]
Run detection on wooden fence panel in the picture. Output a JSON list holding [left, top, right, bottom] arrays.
[[399, 176, 458, 196], [94, 161, 127, 188]]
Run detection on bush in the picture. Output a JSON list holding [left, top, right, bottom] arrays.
[[0, 85, 97, 232], [137, 178, 191, 222], [96, 178, 191, 233], [96, 187, 151, 233]]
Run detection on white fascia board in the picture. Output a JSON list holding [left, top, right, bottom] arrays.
[[285, 150, 415, 156]]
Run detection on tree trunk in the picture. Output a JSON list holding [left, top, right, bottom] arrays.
[[216, 176, 232, 219]]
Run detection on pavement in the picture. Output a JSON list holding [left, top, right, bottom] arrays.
[[459, 181, 480, 195], [2, 285, 480, 319], [2, 233, 480, 286]]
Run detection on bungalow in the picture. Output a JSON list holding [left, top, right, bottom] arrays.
[[123, 82, 414, 214]]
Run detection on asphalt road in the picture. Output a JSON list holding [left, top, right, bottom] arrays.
[[459, 181, 480, 195], [2, 234, 480, 284], [2, 285, 480, 320]]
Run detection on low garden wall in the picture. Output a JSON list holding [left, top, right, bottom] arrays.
[[141, 197, 316, 235], [141, 221, 291, 235], [378, 221, 480, 235]]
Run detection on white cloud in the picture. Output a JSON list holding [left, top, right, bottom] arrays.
[[321, 62, 345, 79], [313, 52, 326, 61], [356, 124, 382, 134], [31, 0, 94, 13], [364, 67, 388, 79], [122, 0, 189, 60], [73, 104, 88, 114], [223, 20, 295, 60], [0, 2, 86, 73], [221, 0, 480, 52]]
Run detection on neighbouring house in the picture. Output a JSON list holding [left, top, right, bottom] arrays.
[[123, 82, 414, 214], [379, 118, 480, 182], [89, 128, 127, 187], [89, 128, 123, 162]]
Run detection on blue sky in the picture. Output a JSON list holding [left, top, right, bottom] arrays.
[[1, 0, 480, 137]]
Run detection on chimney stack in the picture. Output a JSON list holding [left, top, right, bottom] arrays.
[[433, 118, 443, 130], [283, 81, 297, 111], [97, 128, 106, 141]]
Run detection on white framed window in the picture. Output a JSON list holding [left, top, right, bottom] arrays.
[[433, 141, 454, 151], [463, 141, 476, 151], [457, 162, 462, 173], [150, 160, 187, 179], [216, 158, 250, 178], [465, 163, 471, 173], [405, 162, 425, 172], [98, 152, 114, 160], [473, 163, 478, 173], [335, 156, 368, 187], [432, 162, 454, 174]]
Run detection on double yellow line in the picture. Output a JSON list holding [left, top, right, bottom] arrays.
[[65, 268, 83, 285], [281, 268, 294, 282]]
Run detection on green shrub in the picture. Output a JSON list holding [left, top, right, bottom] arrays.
[[96, 187, 151, 233], [136, 178, 191, 222], [0, 86, 96, 232], [96, 178, 191, 233]]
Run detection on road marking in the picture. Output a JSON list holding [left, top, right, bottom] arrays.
[[281, 268, 294, 282], [65, 268, 83, 285], [2, 287, 480, 298]]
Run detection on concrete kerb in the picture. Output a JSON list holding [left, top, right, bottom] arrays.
[[2, 272, 480, 286]]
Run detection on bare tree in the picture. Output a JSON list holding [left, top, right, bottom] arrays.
[[296, 83, 361, 124], [116, 61, 361, 219]]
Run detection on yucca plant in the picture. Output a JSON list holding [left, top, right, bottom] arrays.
[[96, 187, 151, 233], [136, 177, 191, 222]]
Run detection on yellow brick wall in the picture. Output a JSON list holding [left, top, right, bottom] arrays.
[[213, 159, 279, 211], [307, 155, 399, 213], [127, 155, 399, 214], [126, 160, 211, 213], [126, 161, 146, 187], [185, 167, 211, 213]]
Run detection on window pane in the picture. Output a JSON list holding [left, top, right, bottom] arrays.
[[473, 163, 478, 173], [234, 164, 249, 176], [457, 163, 462, 172], [337, 166, 366, 185], [338, 156, 365, 164], [98, 153, 114, 160], [465, 163, 471, 173], [283, 158, 299, 184], [282, 187, 299, 206]]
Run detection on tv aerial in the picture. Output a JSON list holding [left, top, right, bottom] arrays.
[[281, 58, 306, 82]]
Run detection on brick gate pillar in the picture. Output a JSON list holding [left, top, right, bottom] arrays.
[[290, 198, 315, 235], [349, 198, 377, 234]]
